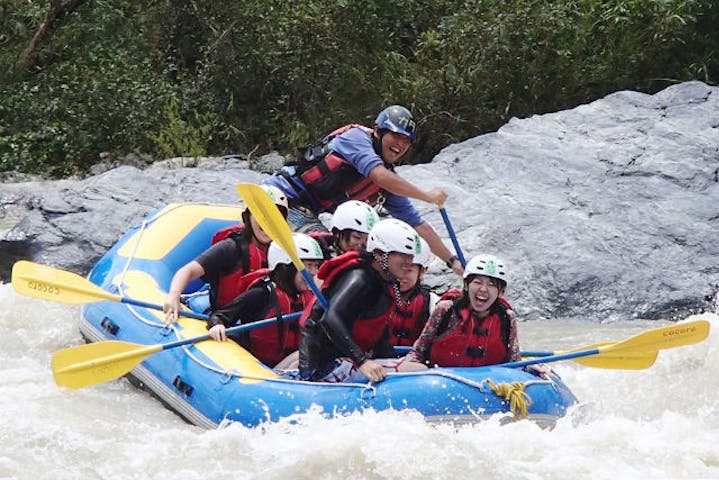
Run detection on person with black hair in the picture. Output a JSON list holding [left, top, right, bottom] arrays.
[[163, 185, 289, 323], [264, 105, 463, 275], [299, 218, 426, 383], [310, 199, 379, 258], [399, 254, 520, 370], [205, 233, 324, 367]]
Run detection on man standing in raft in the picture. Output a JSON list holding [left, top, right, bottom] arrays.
[[263, 105, 463, 275]]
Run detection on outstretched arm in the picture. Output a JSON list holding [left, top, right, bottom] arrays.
[[368, 165, 447, 205]]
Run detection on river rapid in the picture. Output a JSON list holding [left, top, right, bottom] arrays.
[[0, 283, 716, 480]]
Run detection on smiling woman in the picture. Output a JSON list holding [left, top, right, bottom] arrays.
[[401, 254, 519, 371]]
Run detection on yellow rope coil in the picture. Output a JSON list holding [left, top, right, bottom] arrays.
[[486, 379, 532, 418]]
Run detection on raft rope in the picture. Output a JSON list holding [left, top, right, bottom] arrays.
[[486, 379, 532, 418], [116, 203, 219, 330], [117, 206, 165, 329]]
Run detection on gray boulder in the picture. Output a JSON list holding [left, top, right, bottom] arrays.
[[406, 80, 718, 321], [0, 157, 264, 282]]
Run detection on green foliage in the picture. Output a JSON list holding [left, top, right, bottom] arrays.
[[148, 99, 221, 158], [0, 0, 177, 176], [394, 0, 718, 160], [0, 0, 717, 176]]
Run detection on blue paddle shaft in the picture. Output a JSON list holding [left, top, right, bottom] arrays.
[[301, 269, 328, 309], [393, 345, 601, 367], [439, 207, 466, 267], [120, 297, 209, 320], [501, 347, 602, 369], [520, 351, 553, 357], [394, 345, 552, 357], [159, 311, 302, 352]]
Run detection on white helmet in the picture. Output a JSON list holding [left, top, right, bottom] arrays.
[[268, 233, 324, 270], [366, 219, 421, 256], [463, 254, 508, 284], [412, 238, 432, 269], [257, 184, 289, 212], [331, 200, 379, 234]]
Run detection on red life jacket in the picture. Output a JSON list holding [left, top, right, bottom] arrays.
[[428, 304, 511, 367], [439, 288, 463, 302], [209, 225, 268, 308], [240, 273, 309, 367], [388, 286, 431, 346], [297, 124, 386, 212], [211, 224, 245, 245], [300, 251, 391, 351]]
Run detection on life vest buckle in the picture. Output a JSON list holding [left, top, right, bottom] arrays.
[[392, 327, 411, 338], [466, 346, 485, 358]]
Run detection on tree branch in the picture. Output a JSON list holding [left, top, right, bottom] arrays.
[[15, 0, 88, 72]]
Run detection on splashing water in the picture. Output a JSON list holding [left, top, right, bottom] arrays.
[[1, 283, 716, 480]]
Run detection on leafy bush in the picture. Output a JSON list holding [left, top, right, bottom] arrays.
[[148, 98, 224, 158], [0, 1, 177, 176], [0, 0, 716, 176]]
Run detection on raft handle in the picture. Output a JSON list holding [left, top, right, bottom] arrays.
[[173, 375, 194, 397], [100, 316, 119, 336]]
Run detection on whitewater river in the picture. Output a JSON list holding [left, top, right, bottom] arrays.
[[1, 282, 716, 480]]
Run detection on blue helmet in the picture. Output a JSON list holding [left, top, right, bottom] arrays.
[[374, 105, 417, 140]]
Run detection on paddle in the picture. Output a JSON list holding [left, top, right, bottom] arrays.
[[12, 260, 208, 320], [389, 321, 710, 379], [521, 343, 658, 369], [394, 342, 659, 369], [438, 204, 466, 267], [53, 317, 710, 388], [236, 183, 329, 308], [51, 317, 290, 389], [499, 319, 710, 370], [15, 256, 307, 389]]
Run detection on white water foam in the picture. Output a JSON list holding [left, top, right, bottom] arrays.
[[1, 283, 717, 480]]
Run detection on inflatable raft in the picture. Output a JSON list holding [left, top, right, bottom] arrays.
[[79, 203, 578, 428]]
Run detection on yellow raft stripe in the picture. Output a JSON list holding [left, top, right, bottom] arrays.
[[117, 203, 243, 260], [115, 270, 278, 383]]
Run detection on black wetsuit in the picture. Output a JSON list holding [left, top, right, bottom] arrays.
[[298, 263, 395, 381]]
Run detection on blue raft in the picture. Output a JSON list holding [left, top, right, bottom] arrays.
[[80, 203, 578, 428]]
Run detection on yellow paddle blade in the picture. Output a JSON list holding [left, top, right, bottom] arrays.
[[601, 320, 710, 355], [52, 341, 161, 389], [520, 343, 658, 370], [11, 260, 120, 304], [235, 183, 303, 271], [569, 343, 658, 369]]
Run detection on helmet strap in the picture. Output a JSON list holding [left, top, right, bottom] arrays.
[[379, 251, 390, 273], [391, 280, 403, 308], [377, 251, 403, 307], [375, 251, 396, 280]]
